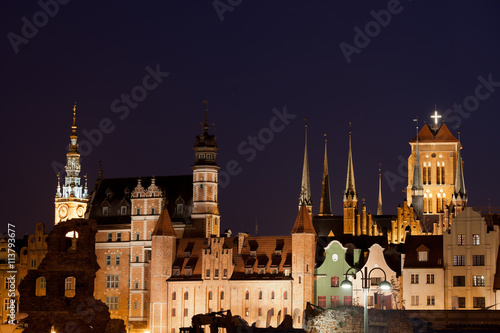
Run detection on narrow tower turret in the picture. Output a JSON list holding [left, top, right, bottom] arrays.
[[411, 124, 424, 221], [452, 133, 467, 215], [377, 167, 383, 215], [319, 134, 332, 216], [298, 123, 313, 215], [343, 127, 358, 234]]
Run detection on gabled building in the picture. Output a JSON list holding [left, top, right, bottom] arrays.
[[443, 207, 499, 309], [402, 235, 444, 309]]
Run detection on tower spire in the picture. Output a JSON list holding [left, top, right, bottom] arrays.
[[411, 119, 424, 220], [377, 166, 383, 215], [319, 134, 332, 216], [453, 132, 467, 199], [202, 94, 209, 133], [344, 124, 357, 199], [299, 120, 312, 210]]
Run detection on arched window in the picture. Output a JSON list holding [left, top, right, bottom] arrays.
[[271, 291, 275, 299], [208, 291, 213, 300], [184, 292, 189, 300], [220, 291, 224, 300], [172, 292, 176, 300], [284, 291, 288, 300], [259, 291, 262, 300], [64, 276, 76, 298], [245, 291, 249, 300]]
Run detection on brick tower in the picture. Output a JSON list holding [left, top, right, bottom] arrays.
[[343, 129, 358, 235]]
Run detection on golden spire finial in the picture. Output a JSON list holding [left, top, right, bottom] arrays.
[[72, 102, 77, 134]]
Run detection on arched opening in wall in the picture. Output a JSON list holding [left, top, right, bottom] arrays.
[[293, 308, 301, 326], [266, 308, 274, 328], [65, 276, 76, 298], [36, 276, 46, 296], [276, 310, 282, 326], [65, 231, 79, 250]]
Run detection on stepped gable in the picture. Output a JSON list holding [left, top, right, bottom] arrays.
[[87, 175, 192, 225], [403, 235, 443, 268]]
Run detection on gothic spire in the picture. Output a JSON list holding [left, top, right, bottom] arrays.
[[319, 134, 332, 216], [343, 126, 357, 200], [299, 122, 312, 207], [454, 133, 467, 198], [377, 167, 383, 215], [411, 120, 424, 221]]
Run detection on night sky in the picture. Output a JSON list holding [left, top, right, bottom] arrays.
[[2, 1, 500, 237]]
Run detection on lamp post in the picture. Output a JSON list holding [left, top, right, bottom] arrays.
[[340, 266, 391, 333]]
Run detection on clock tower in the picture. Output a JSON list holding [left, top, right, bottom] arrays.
[[54, 104, 89, 224]]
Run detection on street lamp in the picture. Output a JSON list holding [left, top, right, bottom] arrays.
[[341, 266, 391, 333]]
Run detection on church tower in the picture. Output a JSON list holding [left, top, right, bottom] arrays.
[[343, 128, 358, 235], [298, 124, 313, 215], [191, 100, 221, 237], [319, 135, 332, 216], [54, 104, 88, 224], [451, 134, 467, 215], [377, 167, 383, 215]]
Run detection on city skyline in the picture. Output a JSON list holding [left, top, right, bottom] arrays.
[[2, 1, 500, 237]]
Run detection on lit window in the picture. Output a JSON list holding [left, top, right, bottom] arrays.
[[453, 255, 465, 266], [458, 234, 465, 245], [418, 251, 428, 262], [473, 275, 485, 287], [472, 234, 480, 245], [65, 277, 73, 291], [39, 277, 46, 289]]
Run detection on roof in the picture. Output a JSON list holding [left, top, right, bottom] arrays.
[[313, 215, 344, 237], [403, 235, 443, 269], [410, 124, 458, 143], [87, 175, 192, 225], [291, 205, 316, 234], [152, 208, 176, 237]]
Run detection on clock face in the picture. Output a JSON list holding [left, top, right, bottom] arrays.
[[77, 206, 85, 217], [332, 254, 338, 262], [58, 205, 68, 218]]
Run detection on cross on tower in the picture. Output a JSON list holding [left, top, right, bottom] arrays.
[[431, 110, 442, 125]]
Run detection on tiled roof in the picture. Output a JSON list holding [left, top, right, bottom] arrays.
[[410, 124, 458, 143], [402, 235, 443, 268], [152, 208, 176, 237], [292, 205, 316, 234], [87, 175, 192, 225]]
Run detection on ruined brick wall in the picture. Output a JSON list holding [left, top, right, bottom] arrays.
[[305, 307, 413, 333]]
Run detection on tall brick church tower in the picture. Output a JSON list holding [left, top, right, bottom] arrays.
[[191, 102, 221, 237], [343, 129, 358, 235], [54, 104, 88, 224]]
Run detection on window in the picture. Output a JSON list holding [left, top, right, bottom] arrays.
[[271, 291, 275, 299], [107, 233, 112, 242], [184, 292, 189, 300], [106, 275, 119, 289], [4, 278, 9, 289], [473, 275, 485, 287], [418, 251, 428, 262], [258, 308, 262, 316], [106, 296, 118, 310], [331, 296, 339, 307], [427, 295, 435, 306], [103, 207, 109, 215], [458, 297, 466, 308], [121, 206, 127, 215], [39, 277, 46, 289], [344, 296, 352, 306], [65, 277, 73, 290], [135, 233, 140, 241], [473, 255, 485, 266], [453, 276, 465, 287], [134, 282, 139, 289], [106, 255, 111, 266], [215, 269, 219, 278], [473, 297, 485, 309], [133, 302, 138, 310], [245, 308, 249, 316], [258, 291, 262, 300], [371, 277, 381, 286], [318, 296, 326, 308], [411, 295, 419, 306], [172, 292, 176, 300], [453, 255, 465, 266], [151, 207, 156, 215], [410, 274, 419, 284], [116, 233, 121, 242], [426, 274, 435, 284], [135, 255, 140, 263], [245, 291, 249, 300], [223, 269, 228, 278], [115, 255, 121, 266], [3, 299, 11, 311], [458, 234, 465, 245], [208, 292, 212, 300], [184, 308, 188, 317], [136, 208, 141, 215], [472, 234, 480, 245], [220, 291, 224, 300], [331, 276, 339, 287], [172, 308, 176, 317], [30, 259, 37, 268], [284, 291, 288, 300], [206, 269, 210, 278]]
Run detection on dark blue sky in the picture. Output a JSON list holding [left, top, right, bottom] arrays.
[[2, 1, 500, 237]]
